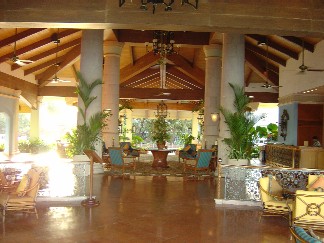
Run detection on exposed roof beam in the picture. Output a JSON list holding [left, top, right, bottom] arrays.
[[167, 66, 204, 89], [245, 42, 286, 66], [281, 36, 315, 52], [38, 86, 76, 97], [24, 55, 66, 76], [120, 51, 160, 84], [120, 88, 204, 100], [246, 92, 278, 103], [12, 38, 81, 71], [0, 28, 45, 49], [0, 71, 38, 108], [245, 50, 279, 86], [121, 68, 159, 87], [0, 29, 80, 63], [167, 55, 205, 85], [247, 34, 299, 59], [130, 101, 196, 111], [245, 68, 253, 87], [37, 45, 81, 87], [116, 30, 210, 45]]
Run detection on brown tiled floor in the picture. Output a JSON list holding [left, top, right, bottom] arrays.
[[1, 174, 291, 243]]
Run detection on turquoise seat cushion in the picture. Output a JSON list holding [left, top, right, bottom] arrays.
[[294, 226, 321, 243]]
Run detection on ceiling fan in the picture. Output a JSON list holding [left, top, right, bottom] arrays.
[[9, 29, 34, 66], [261, 82, 282, 89], [48, 30, 70, 84], [299, 40, 324, 73]]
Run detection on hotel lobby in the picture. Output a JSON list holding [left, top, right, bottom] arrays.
[[1, 1, 324, 242]]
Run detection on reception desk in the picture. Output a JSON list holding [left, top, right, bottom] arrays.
[[265, 144, 324, 169]]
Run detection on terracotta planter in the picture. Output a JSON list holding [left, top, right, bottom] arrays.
[[157, 141, 166, 150]]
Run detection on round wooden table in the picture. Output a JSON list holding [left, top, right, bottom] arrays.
[[149, 149, 175, 169]]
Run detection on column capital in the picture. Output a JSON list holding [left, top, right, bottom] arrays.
[[203, 44, 222, 58], [104, 41, 124, 56]]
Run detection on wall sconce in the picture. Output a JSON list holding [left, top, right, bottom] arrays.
[[211, 113, 219, 122]]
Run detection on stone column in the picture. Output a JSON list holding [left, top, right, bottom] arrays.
[[30, 108, 40, 140], [79, 29, 104, 154], [218, 33, 245, 163], [125, 109, 133, 142], [102, 41, 124, 147], [203, 44, 222, 149], [191, 112, 199, 143]]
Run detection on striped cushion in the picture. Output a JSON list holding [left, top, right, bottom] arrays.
[[294, 226, 321, 243]]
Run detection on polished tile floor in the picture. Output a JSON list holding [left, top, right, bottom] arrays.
[[1, 174, 291, 243]]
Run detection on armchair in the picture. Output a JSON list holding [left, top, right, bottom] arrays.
[[0, 167, 43, 222], [108, 147, 136, 174], [292, 190, 324, 231], [120, 142, 140, 160], [258, 176, 292, 220], [179, 144, 197, 162], [183, 149, 213, 175]]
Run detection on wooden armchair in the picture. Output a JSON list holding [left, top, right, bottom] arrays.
[[108, 147, 136, 174], [183, 149, 213, 175], [120, 142, 140, 160], [0, 167, 43, 222]]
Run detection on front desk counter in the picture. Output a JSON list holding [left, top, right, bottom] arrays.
[[265, 144, 324, 169]]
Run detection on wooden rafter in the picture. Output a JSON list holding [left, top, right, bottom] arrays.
[[120, 51, 160, 83], [13, 38, 81, 71], [0, 71, 38, 108], [167, 54, 205, 85], [281, 36, 314, 52], [0, 28, 45, 49], [37, 44, 81, 87], [0, 29, 80, 63], [247, 34, 299, 59]]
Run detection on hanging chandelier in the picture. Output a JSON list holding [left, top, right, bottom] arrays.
[[152, 31, 176, 58], [155, 100, 168, 118]]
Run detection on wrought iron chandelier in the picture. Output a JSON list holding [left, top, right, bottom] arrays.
[[152, 31, 176, 58], [119, 0, 198, 14], [155, 100, 168, 118]]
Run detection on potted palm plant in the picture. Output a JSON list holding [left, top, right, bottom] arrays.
[[65, 72, 110, 158], [151, 116, 171, 149], [220, 83, 262, 165]]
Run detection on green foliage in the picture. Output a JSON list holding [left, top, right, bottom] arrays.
[[0, 143, 4, 151], [179, 134, 195, 146], [151, 116, 171, 143], [132, 134, 144, 147], [220, 83, 263, 160], [119, 127, 129, 142], [255, 123, 278, 142], [65, 72, 109, 158], [18, 138, 51, 153]]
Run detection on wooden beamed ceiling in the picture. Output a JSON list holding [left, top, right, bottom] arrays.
[[0, 28, 321, 108]]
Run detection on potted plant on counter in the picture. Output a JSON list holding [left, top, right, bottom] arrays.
[[151, 116, 171, 150], [220, 83, 262, 165]]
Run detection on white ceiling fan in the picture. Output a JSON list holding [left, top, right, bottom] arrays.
[[9, 29, 34, 66]]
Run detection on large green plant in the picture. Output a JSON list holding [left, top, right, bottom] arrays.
[[220, 83, 262, 160], [151, 116, 171, 143], [65, 72, 109, 158]]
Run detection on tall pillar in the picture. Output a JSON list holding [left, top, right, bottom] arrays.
[[125, 109, 133, 142], [218, 33, 245, 163], [191, 112, 199, 142], [102, 41, 124, 147], [79, 29, 104, 154], [203, 45, 222, 149], [30, 109, 40, 140]]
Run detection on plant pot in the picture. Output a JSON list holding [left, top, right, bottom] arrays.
[[227, 158, 249, 166], [157, 141, 166, 150]]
